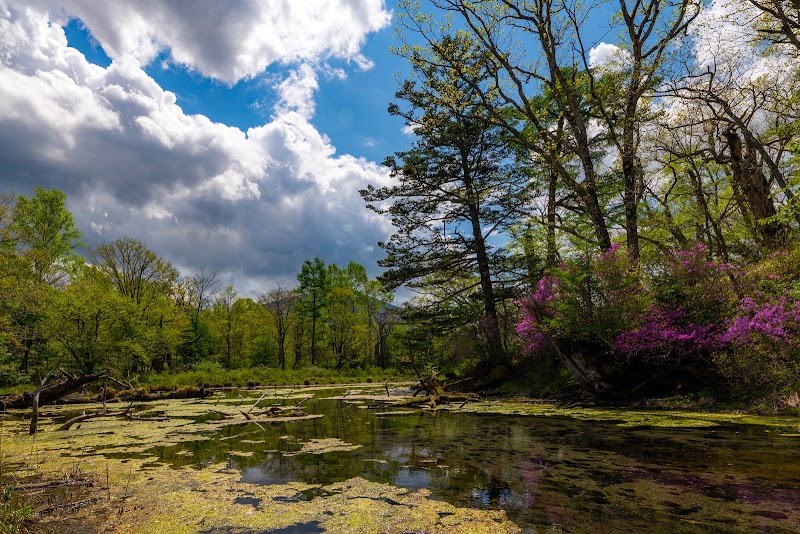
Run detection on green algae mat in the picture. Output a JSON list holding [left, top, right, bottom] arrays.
[[2, 385, 799, 532]]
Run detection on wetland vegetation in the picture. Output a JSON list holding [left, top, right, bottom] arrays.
[[1, 385, 799, 532], [3, 0, 800, 531]]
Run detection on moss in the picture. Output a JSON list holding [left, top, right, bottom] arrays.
[[5, 385, 798, 533]]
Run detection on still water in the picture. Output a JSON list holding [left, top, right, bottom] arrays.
[[139, 390, 800, 532]]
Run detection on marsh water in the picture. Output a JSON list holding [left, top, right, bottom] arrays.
[[117, 389, 799, 532]]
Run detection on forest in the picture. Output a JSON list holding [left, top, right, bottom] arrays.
[[2, 0, 800, 410], [3, 1, 800, 532], [363, 0, 800, 406], [0, 187, 404, 388]]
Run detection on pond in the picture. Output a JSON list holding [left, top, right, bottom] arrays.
[[124, 388, 800, 533]]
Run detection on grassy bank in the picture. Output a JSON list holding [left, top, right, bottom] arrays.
[[0, 366, 416, 396], [138, 365, 415, 390]]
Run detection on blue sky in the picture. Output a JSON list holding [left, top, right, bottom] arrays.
[[0, 0, 419, 296], [62, 7, 413, 165], [0, 0, 628, 298]]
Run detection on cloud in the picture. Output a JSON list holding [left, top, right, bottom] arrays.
[[401, 123, 419, 136], [274, 64, 319, 120], [26, 0, 392, 84], [588, 42, 631, 70], [0, 1, 394, 293], [688, 0, 794, 78], [690, 0, 753, 69]]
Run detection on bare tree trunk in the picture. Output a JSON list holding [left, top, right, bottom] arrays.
[[467, 200, 504, 363], [621, 153, 642, 262], [546, 169, 558, 267], [724, 130, 785, 247], [29, 382, 42, 435]]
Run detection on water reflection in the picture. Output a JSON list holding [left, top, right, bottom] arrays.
[[141, 394, 800, 532]]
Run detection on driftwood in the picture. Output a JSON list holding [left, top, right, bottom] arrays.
[[60, 401, 135, 430], [411, 371, 475, 397], [241, 393, 312, 419], [246, 391, 269, 415], [60, 409, 129, 431], [393, 392, 483, 408], [402, 368, 482, 408], [241, 405, 308, 420], [113, 387, 210, 403], [59, 403, 169, 430], [0, 372, 105, 410], [37, 496, 104, 515]]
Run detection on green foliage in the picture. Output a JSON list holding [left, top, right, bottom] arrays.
[[138, 366, 414, 390], [546, 244, 649, 344], [0, 188, 84, 379], [88, 237, 178, 305], [713, 247, 800, 401], [648, 244, 734, 327], [176, 316, 214, 368], [296, 257, 330, 366], [0, 487, 34, 534], [248, 334, 278, 367], [11, 186, 83, 285]]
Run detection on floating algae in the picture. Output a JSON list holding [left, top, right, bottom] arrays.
[[283, 438, 362, 456], [446, 400, 800, 431], [3, 386, 800, 533]]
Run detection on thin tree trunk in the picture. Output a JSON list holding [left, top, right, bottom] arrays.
[[468, 204, 504, 363], [29, 385, 41, 435], [310, 293, 317, 366], [18, 339, 32, 374], [546, 169, 558, 267]]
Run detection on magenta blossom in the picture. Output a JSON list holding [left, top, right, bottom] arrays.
[[723, 297, 800, 347], [614, 305, 723, 357]]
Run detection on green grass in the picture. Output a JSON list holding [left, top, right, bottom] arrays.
[[0, 365, 416, 395], [137, 365, 416, 390], [0, 490, 34, 534]]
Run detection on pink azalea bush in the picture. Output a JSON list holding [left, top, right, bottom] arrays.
[[515, 275, 560, 353], [614, 306, 723, 359], [516, 243, 649, 356], [515, 241, 800, 399], [715, 248, 800, 398]]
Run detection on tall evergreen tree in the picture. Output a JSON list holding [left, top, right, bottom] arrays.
[[361, 33, 530, 365]]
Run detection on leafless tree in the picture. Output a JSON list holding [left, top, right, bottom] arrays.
[[259, 285, 296, 370]]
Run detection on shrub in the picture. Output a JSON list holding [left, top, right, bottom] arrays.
[[516, 243, 649, 357], [516, 241, 800, 400]]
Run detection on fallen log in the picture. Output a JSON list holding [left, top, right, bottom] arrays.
[[37, 496, 104, 515], [0, 372, 105, 410], [60, 409, 128, 431], [59, 403, 170, 430]]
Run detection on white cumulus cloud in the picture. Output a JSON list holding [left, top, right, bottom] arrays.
[[589, 42, 631, 70], [0, 1, 394, 291], [25, 0, 392, 84], [274, 64, 320, 120]]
